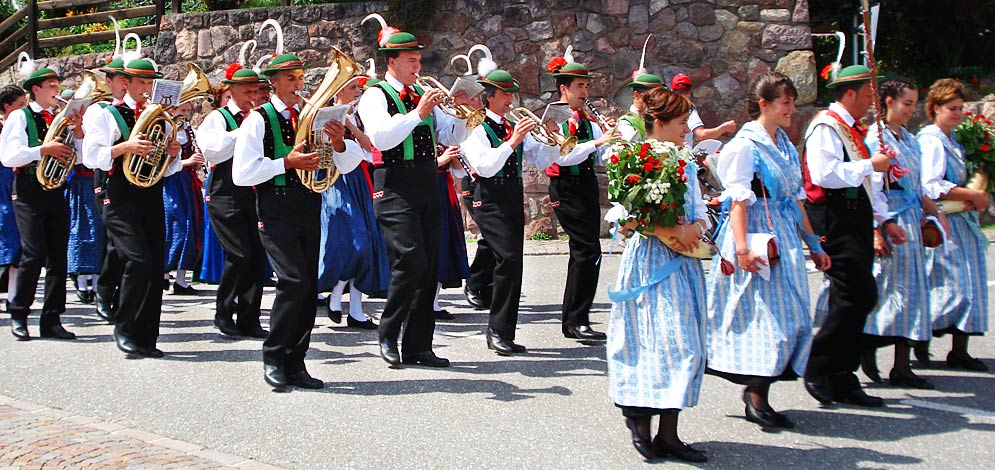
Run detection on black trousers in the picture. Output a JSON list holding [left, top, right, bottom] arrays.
[[207, 163, 266, 328], [804, 195, 878, 378], [549, 175, 602, 329], [256, 184, 321, 373], [475, 177, 525, 339], [9, 172, 68, 319], [94, 181, 123, 307], [462, 176, 494, 301], [102, 174, 165, 347], [373, 161, 440, 354]]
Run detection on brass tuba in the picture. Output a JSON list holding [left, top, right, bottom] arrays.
[[937, 170, 989, 215], [506, 107, 578, 157], [414, 76, 486, 130], [37, 71, 112, 190], [294, 47, 359, 193], [123, 63, 213, 188]]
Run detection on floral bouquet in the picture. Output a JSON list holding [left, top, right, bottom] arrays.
[[606, 139, 691, 233], [955, 111, 995, 190]]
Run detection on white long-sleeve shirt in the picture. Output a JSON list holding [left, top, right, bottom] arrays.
[[716, 124, 806, 205], [81, 93, 181, 177], [80, 97, 123, 170], [232, 95, 364, 186], [196, 101, 246, 165], [804, 102, 889, 223], [917, 127, 960, 200], [460, 109, 562, 178], [0, 102, 83, 167], [356, 72, 469, 152]]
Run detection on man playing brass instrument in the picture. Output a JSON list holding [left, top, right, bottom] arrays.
[[233, 53, 362, 390], [0, 65, 80, 341], [82, 58, 182, 358]]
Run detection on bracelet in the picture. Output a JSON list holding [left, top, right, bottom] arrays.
[[735, 248, 750, 256], [693, 220, 707, 235]]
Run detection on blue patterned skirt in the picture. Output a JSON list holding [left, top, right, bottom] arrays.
[[437, 171, 470, 286], [0, 167, 20, 266], [66, 171, 105, 274], [199, 193, 225, 284], [318, 171, 367, 292], [925, 211, 989, 335], [608, 235, 706, 410], [163, 170, 203, 272]]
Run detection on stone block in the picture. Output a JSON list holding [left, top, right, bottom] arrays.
[[587, 14, 607, 34], [552, 12, 577, 37], [629, 4, 649, 34], [228, 9, 250, 26], [649, 8, 677, 31], [719, 30, 750, 61], [793, 0, 810, 23], [699, 24, 724, 42], [604, 0, 629, 15], [210, 26, 239, 59], [738, 5, 759, 21], [650, 0, 670, 16], [676, 22, 698, 40], [715, 9, 738, 30], [196, 30, 213, 58], [527, 20, 554, 41], [761, 24, 812, 51], [775, 50, 817, 105], [760, 8, 792, 22], [572, 30, 595, 52], [688, 3, 716, 26], [506, 27, 529, 42]]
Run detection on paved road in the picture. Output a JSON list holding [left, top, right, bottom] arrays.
[[1, 240, 994, 469]]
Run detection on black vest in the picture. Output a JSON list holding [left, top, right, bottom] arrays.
[[481, 116, 522, 178], [379, 90, 436, 165], [257, 104, 303, 188], [570, 118, 597, 177]]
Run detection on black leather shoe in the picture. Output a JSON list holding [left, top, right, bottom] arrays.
[[138, 346, 164, 358], [914, 342, 933, 367], [434, 309, 454, 321], [264, 364, 288, 390], [379, 338, 401, 366], [347, 316, 378, 330], [464, 285, 488, 310], [75, 290, 89, 304], [86, 291, 96, 303], [889, 369, 935, 389], [114, 332, 140, 356], [214, 316, 241, 337], [509, 341, 527, 353], [402, 350, 450, 368], [172, 283, 197, 295], [804, 376, 835, 405], [95, 295, 114, 323], [162, 279, 170, 291], [947, 351, 989, 372], [833, 384, 885, 407], [486, 331, 514, 356], [10, 315, 29, 341], [861, 350, 882, 383], [238, 324, 269, 339], [326, 298, 342, 323], [742, 389, 786, 428], [39, 321, 76, 340], [624, 417, 656, 460], [652, 436, 707, 463], [287, 369, 324, 389], [563, 324, 607, 340]]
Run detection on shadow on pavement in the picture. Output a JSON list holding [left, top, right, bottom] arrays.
[[692, 441, 921, 469]]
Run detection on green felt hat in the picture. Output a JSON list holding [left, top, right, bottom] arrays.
[[261, 54, 308, 76], [378, 31, 425, 52], [628, 73, 664, 90], [826, 64, 883, 89], [478, 69, 520, 92], [122, 59, 163, 79], [100, 58, 126, 76], [22, 68, 62, 90], [552, 62, 593, 79], [224, 68, 265, 85]]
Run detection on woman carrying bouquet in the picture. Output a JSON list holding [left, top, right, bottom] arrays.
[[606, 87, 709, 462], [917, 79, 989, 371], [706, 73, 830, 429], [860, 80, 944, 389]]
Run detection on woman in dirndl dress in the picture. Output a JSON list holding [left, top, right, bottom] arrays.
[[917, 78, 990, 371], [706, 73, 830, 430], [859, 80, 942, 389], [432, 145, 471, 320], [66, 164, 105, 303], [0, 86, 27, 311], [161, 106, 205, 295], [607, 87, 710, 463]]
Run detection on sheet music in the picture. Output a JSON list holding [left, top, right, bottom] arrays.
[[541, 101, 572, 126], [150, 80, 182, 107], [450, 76, 484, 98], [311, 105, 351, 132], [63, 98, 91, 116]]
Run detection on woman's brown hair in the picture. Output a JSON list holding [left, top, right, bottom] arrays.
[[925, 78, 968, 120], [639, 87, 692, 131], [746, 72, 797, 119]]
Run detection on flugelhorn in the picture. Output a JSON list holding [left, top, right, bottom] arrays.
[[414, 76, 486, 129], [506, 107, 577, 157], [123, 63, 213, 188], [37, 71, 112, 190]]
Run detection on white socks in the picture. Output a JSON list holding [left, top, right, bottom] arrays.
[[328, 280, 346, 311], [174, 269, 190, 288], [433, 283, 442, 312], [347, 280, 369, 321]]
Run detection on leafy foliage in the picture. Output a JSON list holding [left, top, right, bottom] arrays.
[[605, 139, 691, 233], [955, 111, 995, 186]]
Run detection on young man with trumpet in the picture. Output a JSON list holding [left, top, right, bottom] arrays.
[[357, 16, 472, 368], [460, 69, 584, 354], [233, 53, 362, 390], [83, 58, 183, 358], [197, 65, 268, 340], [544, 56, 618, 341], [0, 66, 80, 341]]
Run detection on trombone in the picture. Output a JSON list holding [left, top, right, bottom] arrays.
[[506, 107, 577, 157], [414, 76, 486, 130]]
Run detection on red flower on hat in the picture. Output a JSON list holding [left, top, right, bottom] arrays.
[[356, 77, 370, 87], [378, 26, 400, 46], [225, 63, 243, 80], [547, 57, 567, 73], [820, 64, 833, 80], [104, 56, 113, 65]]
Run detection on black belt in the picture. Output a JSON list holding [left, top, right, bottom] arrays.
[[376, 159, 436, 169]]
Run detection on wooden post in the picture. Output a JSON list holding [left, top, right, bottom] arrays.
[[27, 0, 38, 58], [173, 0, 181, 15]]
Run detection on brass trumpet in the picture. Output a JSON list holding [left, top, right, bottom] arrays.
[[413, 76, 486, 130], [506, 107, 577, 156], [37, 71, 112, 190]]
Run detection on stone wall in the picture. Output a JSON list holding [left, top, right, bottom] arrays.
[[9, 0, 818, 238]]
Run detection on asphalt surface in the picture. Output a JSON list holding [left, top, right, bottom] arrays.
[[1, 241, 994, 469]]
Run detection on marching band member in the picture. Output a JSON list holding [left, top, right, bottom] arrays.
[[233, 51, 362, 389], [0, 86, 27, 313], [83, 58, 183, 358], [0, 59, 80, 341], [802, 65, 902, 407], [917, 78, 990, 371], [198, 65, 268, 339], [357, 13, 471, 367], [618, 35, 664, 143], [86, 58, 129, 323], [460, 67, 567, 354], [544, 49, 617, 341]]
